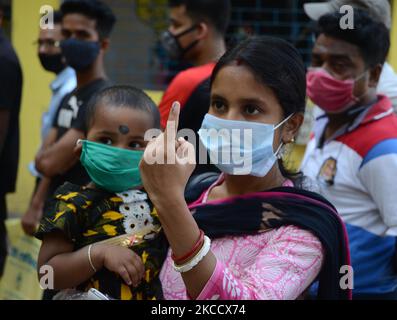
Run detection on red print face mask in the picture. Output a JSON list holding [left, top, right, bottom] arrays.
[[306, 68, 367, 114]]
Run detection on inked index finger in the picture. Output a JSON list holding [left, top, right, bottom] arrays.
[[164, 101, 180, 143]]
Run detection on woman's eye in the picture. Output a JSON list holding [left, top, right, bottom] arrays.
[[211, 100, 226, 112], [129, 142, 142, 149], [245, 105, 260, 115], [99, 138, 112, 145]]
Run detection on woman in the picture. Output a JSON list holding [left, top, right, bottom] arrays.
[[140, 36, 351, 300]]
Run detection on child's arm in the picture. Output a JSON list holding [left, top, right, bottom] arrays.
[[38, 231, 146, 290]]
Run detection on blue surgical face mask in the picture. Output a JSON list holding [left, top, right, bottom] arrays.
[[60, 39, 100, 72], [198, 114, 292, 177]]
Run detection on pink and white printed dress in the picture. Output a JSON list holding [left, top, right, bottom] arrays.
[[159, 179, 324, 300]]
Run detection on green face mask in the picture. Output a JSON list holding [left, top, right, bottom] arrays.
[[80, 140, 144, 193]]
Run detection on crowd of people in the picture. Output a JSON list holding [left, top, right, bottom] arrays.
[[0, 0, 396, 300]]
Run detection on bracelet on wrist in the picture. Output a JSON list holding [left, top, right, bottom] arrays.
[[172, 229, 204, 265], [173, 235, 211, 273], [87, 244, 97, 273]]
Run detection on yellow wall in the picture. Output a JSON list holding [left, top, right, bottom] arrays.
[[7, 0, 60, 215], [145, 90, 163, 105], [390, 0, 397, 70]]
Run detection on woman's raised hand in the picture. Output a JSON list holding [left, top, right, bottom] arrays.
[[140, 101, 196, 207]]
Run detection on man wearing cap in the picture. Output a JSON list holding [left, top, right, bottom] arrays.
[[301, 8, 397, 299], [304, 0, 397, 113]]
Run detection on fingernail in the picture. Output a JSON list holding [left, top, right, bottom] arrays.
[[172, 102, 179, 113]]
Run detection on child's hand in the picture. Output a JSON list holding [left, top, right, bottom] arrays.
[[96, 245, 145, 287]]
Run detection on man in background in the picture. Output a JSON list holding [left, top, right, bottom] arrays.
[[304, 0, 397, 112], [28, 0, 115, 244], [159, 0, 231, 174], [302, 10, 397, 299], [159, 0, 230, 133], [21, 11, 77, 236]]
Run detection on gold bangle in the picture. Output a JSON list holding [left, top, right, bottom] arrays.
[[88, 244, 97, 273]]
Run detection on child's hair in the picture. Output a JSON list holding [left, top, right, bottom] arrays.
[[86, 85, 161, 131], [210, 36, 306, 186]]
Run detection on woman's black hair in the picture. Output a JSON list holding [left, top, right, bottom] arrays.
[[86, 85, 161, 132], [210, 36, 306, 186]]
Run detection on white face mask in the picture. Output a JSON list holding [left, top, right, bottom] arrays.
[[198, 113, 292, 177]]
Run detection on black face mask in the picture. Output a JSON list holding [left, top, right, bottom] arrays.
[[160, 24, 200, 60], [38, 53, 66, 74], [60, 38, 101, 72]]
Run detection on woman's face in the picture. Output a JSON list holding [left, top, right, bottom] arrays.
[[209, 64, 291, 149]]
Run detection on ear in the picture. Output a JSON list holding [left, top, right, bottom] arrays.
[[100, 38, 110, 51], [281, 113, 304, 144], [368, 64, 382, 88], [196, 22, 209, 40]]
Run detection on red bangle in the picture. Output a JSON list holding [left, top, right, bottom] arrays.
[[172, 229, 204, 264]]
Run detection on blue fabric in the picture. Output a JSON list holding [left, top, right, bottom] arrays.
[[360, 138, 397, 169], [42, 67, 76, 140], [345, 223, 397, 295], [29, 67, 76, 177], [311, 223, 397, 298]]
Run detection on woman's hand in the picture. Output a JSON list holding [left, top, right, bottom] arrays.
[[93, 245, 145, 287], [140, 102, 196, 207]]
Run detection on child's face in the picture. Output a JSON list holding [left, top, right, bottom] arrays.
[[87, 105, 154, 151]]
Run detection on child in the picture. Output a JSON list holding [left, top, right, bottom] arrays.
[[35, 85, 167, 300]]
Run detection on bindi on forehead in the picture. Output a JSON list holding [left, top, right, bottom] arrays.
[[119, 125, 130, 135]]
